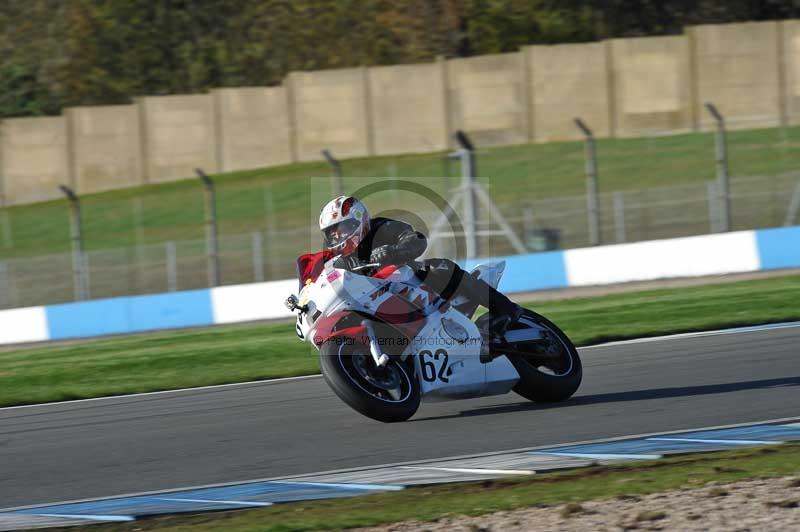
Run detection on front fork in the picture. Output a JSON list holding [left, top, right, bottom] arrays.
[[362, 320, 390, 367]]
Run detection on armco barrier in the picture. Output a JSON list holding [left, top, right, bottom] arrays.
[[45, 289, 214, 341], [563, 231, 760, 287], [210, 279, 297, 325], [1, 226, 798, 345], [0, 306, 49, 344], [755, 226, 800, 270]]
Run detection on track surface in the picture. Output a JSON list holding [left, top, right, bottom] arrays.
[[1, 326, 798, 508]]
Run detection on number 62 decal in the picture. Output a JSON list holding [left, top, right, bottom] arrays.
[[418, 349, 450, 383]]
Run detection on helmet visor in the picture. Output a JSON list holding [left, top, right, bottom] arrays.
[[322, 218, 361, 249]]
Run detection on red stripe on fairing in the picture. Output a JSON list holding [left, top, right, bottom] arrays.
[[374, 295, 427, 338], [324, 326, 369, 345], [372, 265, 399, 279], [312, 289, 439, 346], [312, 311, 360, 346]]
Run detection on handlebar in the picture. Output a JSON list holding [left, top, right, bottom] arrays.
[[351, 262, 381, 272]]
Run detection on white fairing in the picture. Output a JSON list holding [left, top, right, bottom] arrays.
[[292, 258, 520, 401], [448, 260, 506, 312], [472, 261, 506, 289]]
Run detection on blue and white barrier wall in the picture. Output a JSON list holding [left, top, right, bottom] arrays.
[[1, 226, 799, 346]]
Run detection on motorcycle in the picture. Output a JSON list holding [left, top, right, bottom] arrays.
[[285, 250, 582, 422]]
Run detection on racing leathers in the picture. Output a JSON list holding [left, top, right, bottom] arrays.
[[332, 217, 523, 351]]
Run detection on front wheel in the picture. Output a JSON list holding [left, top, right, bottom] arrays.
[[503, 310, 582, 402], [319, 340, 421, 423]]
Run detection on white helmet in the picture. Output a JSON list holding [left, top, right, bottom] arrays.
[[319, 196, 370, 255]]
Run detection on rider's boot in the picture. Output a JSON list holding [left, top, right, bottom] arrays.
[[457, 272, 524, 363]]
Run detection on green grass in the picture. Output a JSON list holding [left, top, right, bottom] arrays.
[[66, 443, 800, 532], [2, 125, 799, 259], [532, 273, 800, 345], [1, 273, 798, 408]]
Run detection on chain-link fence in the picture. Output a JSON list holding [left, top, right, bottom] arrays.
[[491, 171, 800, 254], [1, 122, 798, 310]]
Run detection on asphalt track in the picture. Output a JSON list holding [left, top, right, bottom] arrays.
[[1, 325, 798, 509]]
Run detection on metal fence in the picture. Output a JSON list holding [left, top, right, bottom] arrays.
[[1, 172, 798, 310], [500, 171, 800, 253], [1, 118, 799, 310]]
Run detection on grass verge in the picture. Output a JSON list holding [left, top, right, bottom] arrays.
[[58, 443, 800, 532], [0, 273, 798, 408], [4, 124, 800, 259]]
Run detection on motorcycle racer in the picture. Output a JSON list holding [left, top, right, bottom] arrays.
[[319, 195, 524, 353]]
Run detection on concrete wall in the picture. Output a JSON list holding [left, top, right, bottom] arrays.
[[784, 20, 800, 124], [288, 68, 370, 161], [610, 35, 694, 136], [447, 53, 528, 146], [66, 105, 142, 194], [529, 43, 611, 141], [214, 87, 293, 172], [369, 61, 449, 155], [691, 21, 782, 130], [0, 117, 69, 204], [1, 19, 799, 205], [138, 94, 219, 183]]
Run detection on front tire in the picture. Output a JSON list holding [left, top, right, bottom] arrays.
[[505, 310, 582, 402], [320, 340, 421, 423]]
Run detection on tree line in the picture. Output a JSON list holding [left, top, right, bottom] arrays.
[[2, 0, 799, 118]]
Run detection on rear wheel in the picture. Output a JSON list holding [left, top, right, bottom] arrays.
[[496, 310, 582, 402], [320, 340, 420, 422]]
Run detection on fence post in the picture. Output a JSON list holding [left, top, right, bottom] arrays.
[[522, 202, 535, 243], [132, 196, 145, 292], [263, 184, 279, 278], [0, 261, 8, 308], [252, 231, 264, 282], [433, 130, 524, 259], [195, 168, 220, 287], [704, 103, 731, 232], [0, 210, 9, 249], [784, 180, 800, 227], [574, 118, 601, 246], [321, 149, 343, 197], [613, 191, 626, 243], [0, 194, 11, 249], [166, 241, 177, 292], [59, 184, 89, 301], [706, 181, 720, 233], [133, 196, 145, 247], [83, 252, 91, 299], [454, 130, 478, 259]]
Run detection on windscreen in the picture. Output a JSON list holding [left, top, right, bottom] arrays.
[[295, 250, 334, 291]]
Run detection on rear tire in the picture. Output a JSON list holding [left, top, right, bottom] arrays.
[[320, 340, 421, 423], [506, 310, 582, 402]]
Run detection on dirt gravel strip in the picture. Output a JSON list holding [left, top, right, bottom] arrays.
[[357, 476, 800, 532]]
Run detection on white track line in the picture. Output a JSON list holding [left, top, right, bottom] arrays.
[[269, 480, 404, 491], [398, 466, 534, 476], [158, 498, 272, 507], [646, 437, 781, 445], [533, 452, 662, 460], [25, 513, 134, 522]]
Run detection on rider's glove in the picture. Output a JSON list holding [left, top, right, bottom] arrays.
[[333, 254, 365, 270], [369, 245, 394, 266]]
